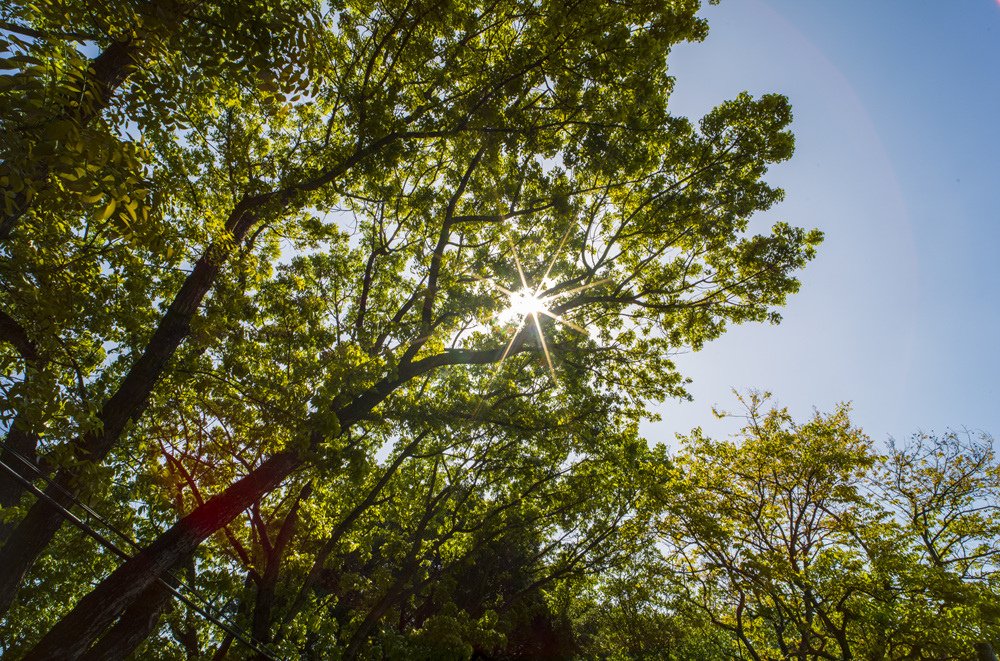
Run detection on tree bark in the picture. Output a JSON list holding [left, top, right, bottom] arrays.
[[0, 201, 260, 617], [0, 309, 43, 540], [0, 128, 418, 608], [251, 485, 308, 647], [977, 643, 999, 661], [80, 582, 175, 661], [23, 450, 301, 661], [0, 421, 40, 518], [23, 341, 521, 658]]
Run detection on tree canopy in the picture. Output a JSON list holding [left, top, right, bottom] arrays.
[[600, 397, 1000, 660], [1, 0, 994, 659]]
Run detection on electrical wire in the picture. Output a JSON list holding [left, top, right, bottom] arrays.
[[0, 444, 201, 591], [0, 444, 282, 660]]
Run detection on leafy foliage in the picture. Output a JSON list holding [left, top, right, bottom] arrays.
[[1, 1, 987, 660], [642, 395, 1000, 660]]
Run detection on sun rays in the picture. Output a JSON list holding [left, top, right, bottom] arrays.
[[500, 287, 548, 322], [480, 227, 605, 384]]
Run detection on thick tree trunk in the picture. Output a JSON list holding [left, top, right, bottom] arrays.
[[23, 346, 511, 657], [0, 470, 77, 615], [0, 421, 40, 536], [251, 485, 308, 647], [0, 203, 259, 616], [0, 127, 442, 614], [0, 310, 43, 540], [80, 582, 175, 661], [212, 634, 235, 660], [251, 574, 278, 652], [23, 450, 301, 661], [977, 643, 999, 661]]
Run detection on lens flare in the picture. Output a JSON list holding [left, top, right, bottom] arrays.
[[478, 226, 603, 397], [505, 288, 548, 320]]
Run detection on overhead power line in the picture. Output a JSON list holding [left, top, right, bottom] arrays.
[[0, 444, 281, 660]]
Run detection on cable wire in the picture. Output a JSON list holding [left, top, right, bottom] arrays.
[[0, 445, 282, 660]]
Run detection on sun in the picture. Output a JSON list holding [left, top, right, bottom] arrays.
[[481, 227, 597, 383], [470, 229, 611, 416], [498, 287, 549, 325], [508, 287, 548, 316]]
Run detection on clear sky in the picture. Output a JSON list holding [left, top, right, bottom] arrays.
[[643, 0, 1000, 445]]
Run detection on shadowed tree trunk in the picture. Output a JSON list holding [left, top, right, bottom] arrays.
[[0, 309, 44, 540], [23, 450, 302, 661], [22, 344, 518, 659], [250, 484, 310, 647], [0, 198, 261, 616], [0, 125, 446, 616], [80, 582, 175, 661]]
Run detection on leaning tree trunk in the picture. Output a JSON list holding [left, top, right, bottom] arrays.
[[0, 129, 413, 615], [79, 582, 175, 661], [0, 421, 40, 539], [251, 484, 309, 647], [0, 200, 261, 617], [22, 450, 302, 661], [0, 310, 44, 541], [22, 346, 513, 658]]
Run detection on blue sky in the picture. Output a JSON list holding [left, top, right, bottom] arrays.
[[645, 0, 1000, 445]]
